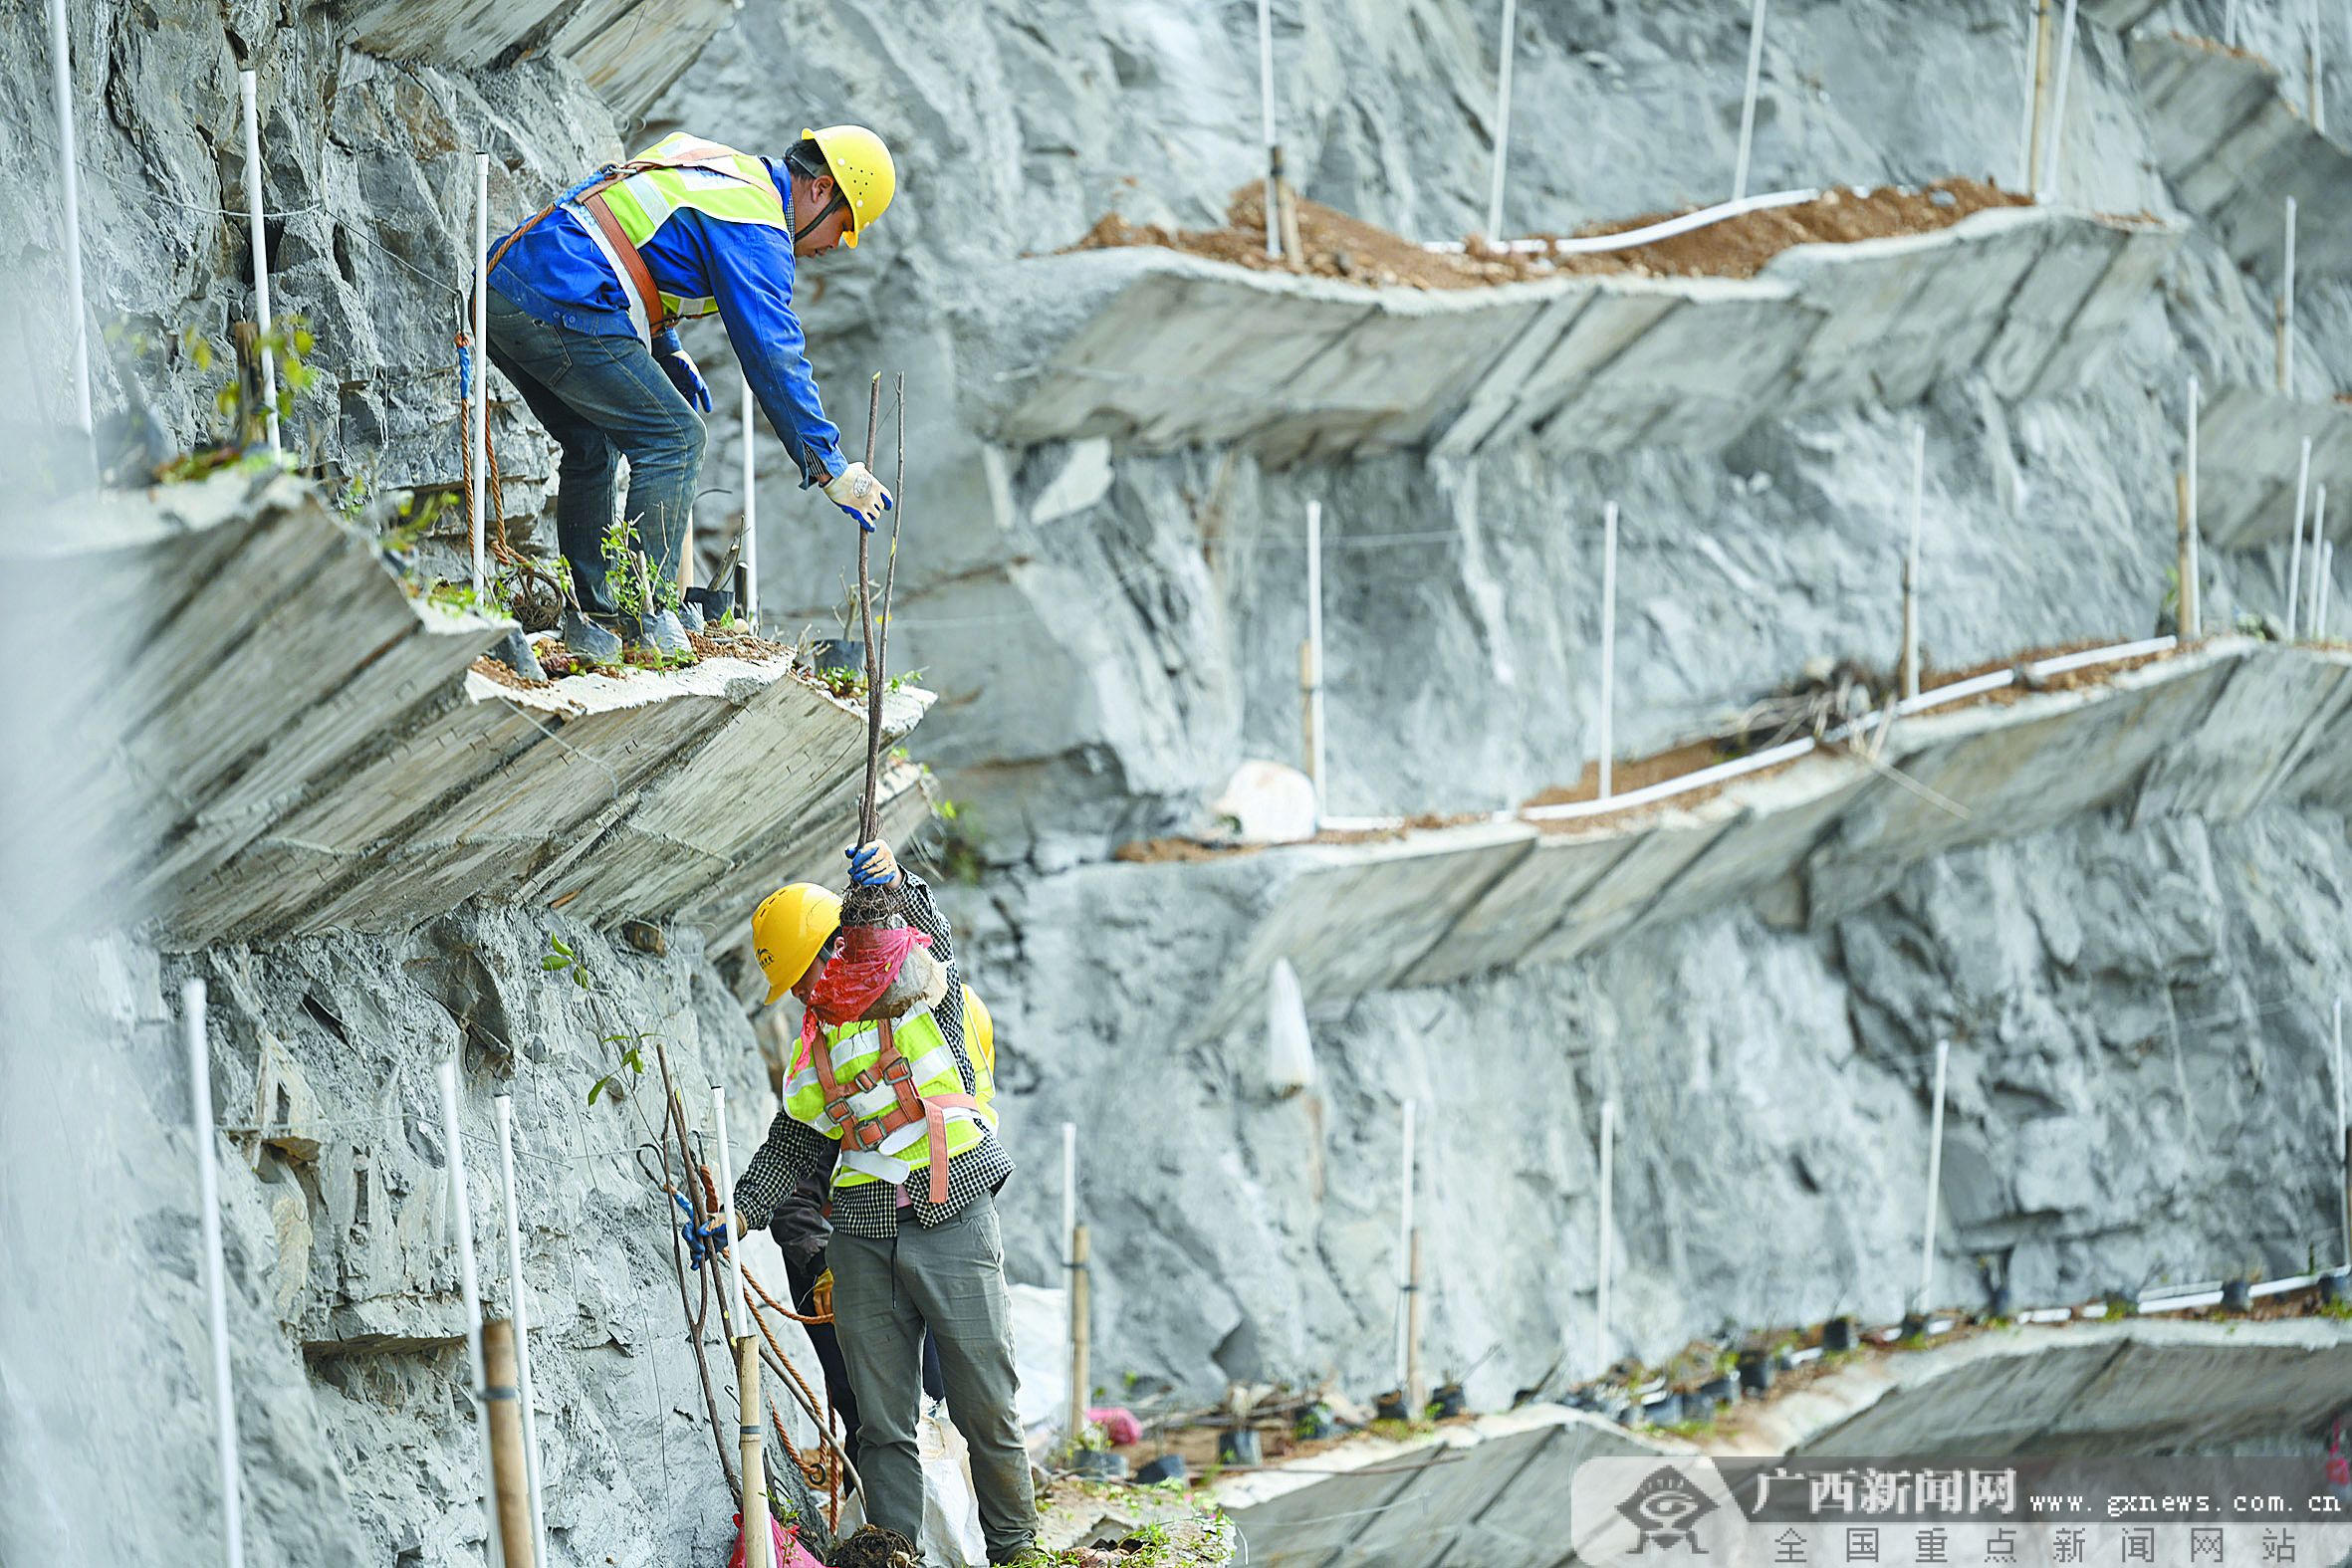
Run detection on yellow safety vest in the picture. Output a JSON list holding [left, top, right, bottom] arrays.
[[568, 133, 791, 339], [782, 1005, 989, 1202]]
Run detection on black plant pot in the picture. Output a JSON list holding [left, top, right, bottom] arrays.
[[2104, 1291, 2136, 1319], [1373, 1390, 1410, 1423], [2323, 1271, 2346, 1305], [1643, 1393, 1686, 1427], [1294, 1404, 1336, 1441], [1136, 1454, 1187, 1485], [810, 637, 863, 673], [2222, 1278, 2252, 1313], [1737, 1349, 1773, 1396], [1984, 1283, 2012, 1320], [1431, 1382, 1468, 1419], [1217, 1429, 1264, 1467], [1900, 1313, 1928, 1341], [1822, 1316, 1857, 1353], [1699, 1375, 1738, 1409], [682, 585, 735, 623], [1072, 1449, 1129, 1480]]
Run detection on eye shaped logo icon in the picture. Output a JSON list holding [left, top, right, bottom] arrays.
[[1617, 1465, 1719, 1554]]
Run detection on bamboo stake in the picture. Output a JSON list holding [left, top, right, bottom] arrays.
[[1393, 1101, 1416, 1388], [2037, 0, 2080, 203], [741, 374, 758, 630], [482, 1321, 537, 1568], [874, 373, 908, 730], [1061, 1121, 1078, 1446], [2281, 197, 2298, 394], [238, 72, 279, 455], [1067, 1226, 1092, 1453], [710, 1084, 769, 1568], [491, 1098, 546, 1564], [186, 981, 247, 1568], [1598, 502, 1619, 800], [1257, 0, 1281, 260], [1486, 0, 1519, 241], [1594, 1098, 1616, 1376], [1732, 0, 1770, 201], [1903, 425, 1925, 699], [2290, 438, 2313, 639], [1404, 1228, 1426, 1414], [1916, 1040, 1950, 1314], [2334, 998, 2348, 1272], [2177, 471, 2198, 642], [854, 373, 883, 845], [46, 0, 90, 439], [436, 1064, 502, 1568], [2026, 0, 2056, 194], [2186, 375, 2202, 639]]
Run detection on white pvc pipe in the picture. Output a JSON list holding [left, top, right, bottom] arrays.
[[185, 980, 246, 1568], [437, 1064, 501, 1568], [1256, 0, 1279, 260], [2036, 0, 2080, 203], [47, 0, 90, 439], [2334, 998, 2348, 1272], [1905, 425, 1925, 699], [1305, 499, 1326, 825], [2283, 197, 2298, 394], [1060, 1118, 1076, 1433], [1435, 187, 1817, 258], [2225, 0, 2241, 47], [1597, 501, 1618, 800], [238, 72, 280, 455], [741, 374, 758, 630], [2320, 542, 2336, 642], [1486, 0, 1518, 241], [2186, 375, 2202, 639], [492, 1097, 547, 1565], [2313, 0, 2327, 136], [471, 153, 490, 604], [1593, 1098, 1615, 1376], [1733, 0, 1770, 201], [2311, 486, 2330, 637], [1916, 1040, 1950, 1313], [2290, 437, 2313, 640], [1393, 1100, 1415, 1388], [2016, 1, 2040, 193]]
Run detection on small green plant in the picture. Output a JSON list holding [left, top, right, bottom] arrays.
[[886, 667, 925, 693], [543, 936, 660, 1105], [601, 520, 645, 619]]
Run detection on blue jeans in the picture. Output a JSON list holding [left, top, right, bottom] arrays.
[[483, 288, 704, 617]]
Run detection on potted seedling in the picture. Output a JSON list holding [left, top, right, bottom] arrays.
[[1216, 1428, 1264, 1467], [809, 573, 866, 678], [1736, 1345, 1773, 1397], [1821, 1315, 1857, 1354], [2221, 1273, 2253, 1314], [1372, 1389, 1410, 1423], [1430, 1381, 1467, 1420]]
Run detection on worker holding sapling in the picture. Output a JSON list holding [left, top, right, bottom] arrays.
[[482, 127, 897, 662], [715, 840, 1041, 1565]]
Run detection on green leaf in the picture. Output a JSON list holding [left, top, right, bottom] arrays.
[[573, 966, 589, 988], [588, 1075, 608, 1105], [542, 954, 570, 971], [552, 937, 573, 957], [623, 1046, 644, 1073]]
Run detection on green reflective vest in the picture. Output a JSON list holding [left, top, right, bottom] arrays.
[[577, 132, 790, 331], [782, 1004, 993, 1193]]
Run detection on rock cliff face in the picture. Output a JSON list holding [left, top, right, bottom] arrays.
[[6, 2, 2352, 1566]]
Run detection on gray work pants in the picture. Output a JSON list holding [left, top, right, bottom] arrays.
[[830, 1189, 1037, 1564]]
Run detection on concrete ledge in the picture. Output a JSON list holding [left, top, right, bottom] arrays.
[[21, 473, 930, 946], [2203, 386, 2352, 548], [2135, 32, 2352, 284], [1174, 640, 2352, 1035], [1709, 1319, 2352, 1457], [1213, 1406, 1666, 1568], [985, 207, 2177, 464]]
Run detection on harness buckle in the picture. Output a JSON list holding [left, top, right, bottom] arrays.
[[851, 1068, 879, 1094], [823, 1096, 856, 1128], [880, 1054, 915, 1087]]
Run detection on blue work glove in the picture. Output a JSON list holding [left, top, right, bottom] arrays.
[[846, 840, 900, 887], [656, 336, 711, 413], [822, 463, 893, 532], [672, 1192, 730, 1267]]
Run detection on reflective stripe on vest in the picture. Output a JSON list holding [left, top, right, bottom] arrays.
[[781, 1008, 987, 1191], [596, 133, 789, 334]]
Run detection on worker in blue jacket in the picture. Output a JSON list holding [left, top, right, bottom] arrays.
[[483, 127, 897, 658]]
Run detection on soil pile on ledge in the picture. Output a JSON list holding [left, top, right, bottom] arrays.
[[1067, 178, 2031, 290]]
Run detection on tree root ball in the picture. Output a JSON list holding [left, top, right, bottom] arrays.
[[827, 1525, 921, 1568]]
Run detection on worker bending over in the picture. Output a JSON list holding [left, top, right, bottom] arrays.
[[730, 844, 1039, 1564], [483, 127, 897, 657]]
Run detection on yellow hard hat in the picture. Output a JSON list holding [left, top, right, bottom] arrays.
[[961, 984, 995, 1077], [801, 124, 896, 247], [752, 883, 842, 1006]]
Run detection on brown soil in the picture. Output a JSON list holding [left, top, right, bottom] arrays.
[[1114, 837, 1270, 865], [1066, 178, 2031, 292], [690, 625, 795, 662], [1920, 635, 2185, 706], [827, 1525, 920, 1568], [469, 654, 551, 693]]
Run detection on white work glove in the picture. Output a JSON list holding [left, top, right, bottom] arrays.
[[823, 462, 894, 533]]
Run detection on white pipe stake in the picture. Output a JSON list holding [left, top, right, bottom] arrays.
[[1486, 0, 1519, 240], [1393, 1100, 1416, 1388], [2311, 486, 2331, 637], [741, 374, 758, 630], [2320, 543, 2336, 642], [471, 152, 491, 604], [1060, 1118, 1076, 1419], [2037, 0, 2080, 202], [238, 72, 280, 455], [2334, 998, 2348, 1272], [1598, 502, 1619, 800], [492, 1097, 547, 1565], [2186, 375, 2202, 639], [2313, 0, 2327, 135], [2283, 197, 2298, 394], [1305, 499, 1327, 825], [185, 981, 247, 1568], [1732, 0, 1770, 201], [2016, 1, 2040, 194], [1257, 0, 1280, 260], [47, 0, 90, 439], [1917, 1040, 1950, 1313], [1594, 1098, 1616, 1376], [1905, 425, 1925, 699], [2224, 0, 2241, 47], [2290, 437, 2313, 640], [438, 1064, 501, 1568]]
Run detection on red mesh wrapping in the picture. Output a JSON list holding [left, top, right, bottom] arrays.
[[794, 924, 933, 1071]]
